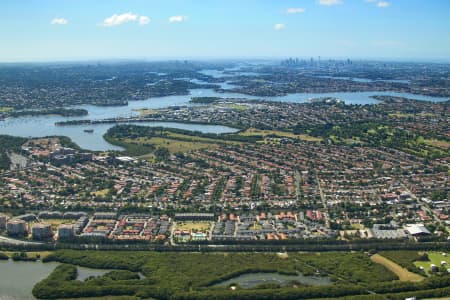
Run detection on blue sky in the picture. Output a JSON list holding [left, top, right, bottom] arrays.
[[1, 0, 450, 62]]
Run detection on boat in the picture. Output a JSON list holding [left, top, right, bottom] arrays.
[[84, 129, 94, 133]]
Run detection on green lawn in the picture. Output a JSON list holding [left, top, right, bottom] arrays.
[[176, 221, 211, 232], [414, 252, 450, 275], [224, 103, 249, 111], [0, 107, 13, 113], [240, 128, 322, 142]]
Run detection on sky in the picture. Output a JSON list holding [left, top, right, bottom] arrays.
[[1, 0, 450, 62]]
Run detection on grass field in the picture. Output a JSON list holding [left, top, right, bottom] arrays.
[[414, 252, 450, 275], [176, 221, 211, 232], [122, 130, 241, 154], [41, 219, 76, 230], [350, 223, 365, 230], [252, 223, 262, 230], [424, 139, 450, 150], [224, 103, 249, 111], [109, 130, 226, 156], [165, 132, 238, 145], [138, 153, 156, 162], [371, 254, 424, 282], [240, 128, 322, 142], [107, 125, 328, 159], [0, 107, 13, 113], [147, 137, 219, 153], [91, 189, 111, 197], [388, 112, 437, 118], [123, 137, 217, 153], [277, 252, 289, 259], [133, 108, 159, 116], [108, 125, 324, 158]]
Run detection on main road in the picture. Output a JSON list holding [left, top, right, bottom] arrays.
[[0, 235, 44, 246], [316, 174, 331, 229]]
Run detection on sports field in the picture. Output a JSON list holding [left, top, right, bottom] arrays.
[[371, 253, 424, 282]]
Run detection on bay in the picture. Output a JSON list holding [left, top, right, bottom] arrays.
[[0, 68, 448, 151]]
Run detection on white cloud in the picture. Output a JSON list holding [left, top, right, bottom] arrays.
[[365, 0, 390, 8], [101, 12, 138, 27], [139, 16, 151, 25], [51, 18, 68, 25], [274, 23, 285, 30], [169, 15, 188, 23], [286, 8, 305, 14], [318, 0, 342, 5], [377, 1, 390, 8]]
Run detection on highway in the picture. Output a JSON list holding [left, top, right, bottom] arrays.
[[0, 235, 44, 246]]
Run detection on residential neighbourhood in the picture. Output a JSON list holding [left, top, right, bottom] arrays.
[[0, 135, 446, 243], [0, 210, 438, 244]]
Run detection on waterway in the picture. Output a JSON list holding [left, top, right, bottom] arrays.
[[0, 69, 448, 151], [0, 260, 58, 300], [315, 75, 411, 84], [213, 271, 332, 289], [0, 259, 114, 299], [0, 115, 239, 151], [0, 260, 331, 297]]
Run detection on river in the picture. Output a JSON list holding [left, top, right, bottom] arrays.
[[0, 68, 448, 151], [0, 260, 331, 298], [212, 271, 332, 289], [315, 75, 411, 84], [0, 260, 112, 300], [0, 260, 58, 300]]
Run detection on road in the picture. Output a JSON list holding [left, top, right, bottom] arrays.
[[316, 174, 331, 229], [170, 221, 177, 246], [402, 183, 441, 223], [0, 235, 44, 246], [294, 170, 302, 204]]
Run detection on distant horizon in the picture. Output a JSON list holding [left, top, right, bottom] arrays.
[[1, 0, 450, 62], [1, 56, 450, 65]]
